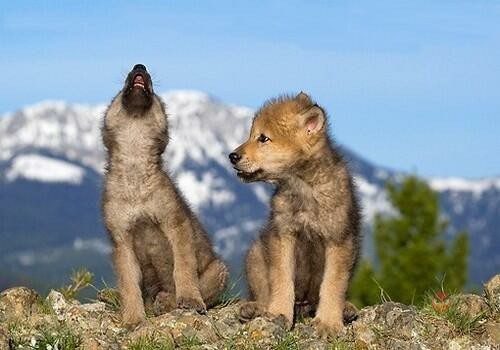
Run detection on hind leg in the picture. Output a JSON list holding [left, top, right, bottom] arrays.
[[240, 240, 270, 321], [141, 262, 161, 314], [342, 301, 359, 323], [158, 219, 206, 313], [140, 263, 173, 317], [198, 258, 229, 308]]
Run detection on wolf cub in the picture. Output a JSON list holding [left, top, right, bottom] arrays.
[[229, 92, 361, 337], [102, 64, 228, 328]]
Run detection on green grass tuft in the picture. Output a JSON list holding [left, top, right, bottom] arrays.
[[215, 276, 242, 308], [422, 291, 487, 335], [272, 332, 300, 350], [7, 322, 27, 349], [58, 268, 94, 300], [8, 323, 82, 350], [329, 338, 353, 350], [30, 327, 81, 350], [129, 334, 174, 350], [35, 296, 55, 315], [179, 335, 203, 348], [94, 283, 121, 311]]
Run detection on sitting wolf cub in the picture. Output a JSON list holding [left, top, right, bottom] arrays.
[[229, 92, 361, 337], [102, 64, 228, 328]]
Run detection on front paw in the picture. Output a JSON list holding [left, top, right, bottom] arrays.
[[239, 301, 265, 322], [343, 301, 359, 323], [311, 317, 344, 338], [153, 291, 176, 316], [267, 313, 293, 330], [261, 311, 292, 330], [122, 313, 147, 330], [266, 304, 293, 330], [176, 295, 206, 314], [121, 305, 146, 329]]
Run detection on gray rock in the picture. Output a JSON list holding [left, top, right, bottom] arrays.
[[240, 316, 288, 348], [0, 286, 39, 320], [484, 321, 500, 346], [0, 327, 8, 349], [299, 338, 332, 349], [153, 309, 219, 346], [484, 274, 500, 312], [451, 294, 489, 319], [46, 289, 70, 320], [1, 279, 500, 349], [79, 301, 106, 313], [353, 302, 423, 347]]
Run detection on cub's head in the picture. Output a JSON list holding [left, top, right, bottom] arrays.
[[121, 64, 154, 113], [229, 92, 328, 182]]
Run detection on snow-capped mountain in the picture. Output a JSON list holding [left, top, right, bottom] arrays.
[[0, 91, 499, 291]]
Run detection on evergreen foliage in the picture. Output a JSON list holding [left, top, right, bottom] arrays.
[[350, 176, 469, 307]]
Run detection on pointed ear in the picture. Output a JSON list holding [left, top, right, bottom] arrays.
[[296, 91, 311, 103], [298, 105, 325, 135]]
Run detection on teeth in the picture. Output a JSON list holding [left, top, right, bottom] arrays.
[[236, 170, 253, 176]]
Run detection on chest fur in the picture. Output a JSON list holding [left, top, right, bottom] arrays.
[[273, 185, 322, 230], [271, 177, 350, 241], [115, 120, 162, 157], [105, 120, 165, 198]]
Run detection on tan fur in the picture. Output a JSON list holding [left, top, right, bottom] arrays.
[[267, 234, 296, 326], [102, 67, 228, 328], [232, 93, 361, 337]]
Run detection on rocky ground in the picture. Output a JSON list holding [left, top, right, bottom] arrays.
[[0, 274, 499, 350]]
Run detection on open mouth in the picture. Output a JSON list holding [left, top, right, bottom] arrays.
[[234, 167, 262, 180], [133, 74, 146, 90]]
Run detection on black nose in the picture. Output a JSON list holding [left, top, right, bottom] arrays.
[[229, 152, 241, 164], [133, 64, 147, 72]]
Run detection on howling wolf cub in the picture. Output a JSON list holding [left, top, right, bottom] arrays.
[[102, 64, 228, 328], [229, 93, 361, 337]]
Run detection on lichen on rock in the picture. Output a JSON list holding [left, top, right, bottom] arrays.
[[0, 287, 39, 320], [0, 273, 499, 349]]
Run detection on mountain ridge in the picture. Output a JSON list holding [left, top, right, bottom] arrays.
[[0, 90, 499, 291]]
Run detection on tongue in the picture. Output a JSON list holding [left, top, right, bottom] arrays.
[[134, 75, 144, 84]]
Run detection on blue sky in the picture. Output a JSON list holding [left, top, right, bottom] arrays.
[[1, 1, 499, 178]]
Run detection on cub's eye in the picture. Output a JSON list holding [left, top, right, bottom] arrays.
[[257, 134, 270, 143]]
